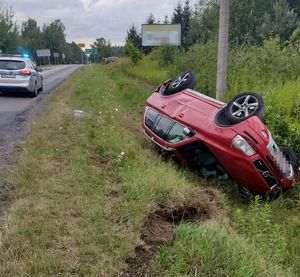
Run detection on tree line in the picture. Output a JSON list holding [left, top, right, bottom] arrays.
[[125, 0, 300, 52], [1, 0, 299, 64], [0, 3, 83, 64]]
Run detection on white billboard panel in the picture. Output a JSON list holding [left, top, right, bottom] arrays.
[[36, 49, 51, 57], [142, 24, 181, 46]]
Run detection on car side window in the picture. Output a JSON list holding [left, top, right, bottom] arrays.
[[166, 123, 191, 144], [145, 107, 195, 143], [28, 60, 36, 70], [145, 108, 159, 130], [153, 116, 174, 139], [27, 61, 33, 69]]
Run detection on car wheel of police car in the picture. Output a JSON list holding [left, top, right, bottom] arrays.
[[38, 81, 43, 92], [29, 85, 38, 98]]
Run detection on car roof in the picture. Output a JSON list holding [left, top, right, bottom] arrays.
[[0, 55, 31, 62]]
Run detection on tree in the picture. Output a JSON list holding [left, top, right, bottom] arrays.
[[21, 18, 44, 59], [0, 4, 19, 52], [286, 0, 300, 19], [182, 0, 193, 48], [259, 0, 298, 42], [188, 0, 219, 44], [172, 1, 193, 49], [65, 42, 82, 64], [125, 24, 142, 49], [164, 15, 170, 24], [91, 37, 112, 61], [172, 2, 184, 25], [43, 19, 67, 61], [146, 13, 156, 24], [229, 0, 274, 45], [191, 0, 299, 45]]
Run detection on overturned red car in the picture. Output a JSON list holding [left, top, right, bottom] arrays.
[[142, 72, 298, 195]]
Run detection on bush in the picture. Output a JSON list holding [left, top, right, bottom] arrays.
[[169, 37, 300, 98], [156, 45, 179, 66], [124, 42, 142, 64], [171, 40, 218, 97]]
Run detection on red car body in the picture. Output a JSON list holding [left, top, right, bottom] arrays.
[[142, 85, 296, 194]]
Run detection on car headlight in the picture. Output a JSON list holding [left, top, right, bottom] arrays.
[[232, 135, 256, 156]]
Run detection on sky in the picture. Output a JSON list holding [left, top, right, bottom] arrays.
[[5, 0, 200, 47]]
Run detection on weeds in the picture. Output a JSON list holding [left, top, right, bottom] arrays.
[[234, 196, 288, 266]]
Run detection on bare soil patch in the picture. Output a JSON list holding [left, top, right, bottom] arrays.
[[123, 188, 223, 276]]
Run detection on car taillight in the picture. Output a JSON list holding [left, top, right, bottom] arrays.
[[19, 69, 32, 76]]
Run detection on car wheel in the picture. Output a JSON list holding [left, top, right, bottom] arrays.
[[29, 85, 38, 98], [225, 92, 265, 123], [165, 71, 197, 94], [38, 81, 43, 92], [280, 146, 299, 171]]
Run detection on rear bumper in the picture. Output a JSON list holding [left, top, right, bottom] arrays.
[[0, 86, 29, 92]]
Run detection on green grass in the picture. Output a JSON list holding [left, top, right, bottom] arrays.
[[155, 222, 290, 276], [113, 57, 300, 275], [0, 64, 211, 275], [119, 55, 170, 85], [0, 62, 299, 276]]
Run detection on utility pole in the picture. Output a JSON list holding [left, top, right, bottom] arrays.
[[216, 0, 230, 101]]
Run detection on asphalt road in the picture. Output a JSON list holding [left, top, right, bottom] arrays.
[[0, 64, 83, 171]]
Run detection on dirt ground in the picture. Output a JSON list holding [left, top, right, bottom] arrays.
[[123, 188, 223, 276]]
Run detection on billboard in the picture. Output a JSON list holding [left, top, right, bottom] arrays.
[[36, 49, 51, 57], [142, 24, 181, 46]]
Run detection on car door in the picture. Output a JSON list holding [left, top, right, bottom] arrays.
[[28, 60, 41, 89]]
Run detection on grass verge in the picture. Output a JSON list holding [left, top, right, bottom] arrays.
[[0, 62, 297, 276]]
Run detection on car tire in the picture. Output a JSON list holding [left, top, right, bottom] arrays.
[[165, 71, 197, 95], [225, 92, 265, 123], [29, 85, 38, 98], [280, 146, 299, 171], [38, 81, 43, 92]]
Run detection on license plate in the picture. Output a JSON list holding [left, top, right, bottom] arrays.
[[1, 74, 15, 78]]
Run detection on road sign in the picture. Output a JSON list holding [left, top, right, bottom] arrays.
[[53, 52, 59, 58], [36, 49, 51, 57], [85, 48, 97, 55], [78, 43, 85, 48]]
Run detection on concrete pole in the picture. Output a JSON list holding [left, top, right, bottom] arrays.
[[216, 0, 230, 101]]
